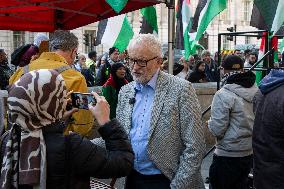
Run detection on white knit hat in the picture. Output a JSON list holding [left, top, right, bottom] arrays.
[[33, 33, 49, 47]]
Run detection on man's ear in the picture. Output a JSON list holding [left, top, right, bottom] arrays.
[[157, 57, 163, 65], [71, 48, 78, 58]]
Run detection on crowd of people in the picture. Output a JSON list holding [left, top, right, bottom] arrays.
[[0, 30, 284, 189]]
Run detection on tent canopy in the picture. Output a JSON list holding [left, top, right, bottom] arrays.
[[0, 0, 162, 32]]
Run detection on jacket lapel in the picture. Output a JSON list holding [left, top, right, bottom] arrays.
[[148, 71, 170, 139], [123, 82, 136, 134]]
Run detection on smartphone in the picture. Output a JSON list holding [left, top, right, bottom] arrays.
[[71, 92, 96, 110]]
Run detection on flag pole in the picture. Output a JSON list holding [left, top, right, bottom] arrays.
[[166, 0, 175, 75]]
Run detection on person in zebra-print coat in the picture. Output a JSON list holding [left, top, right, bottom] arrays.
[[1, 69, 134, 189]]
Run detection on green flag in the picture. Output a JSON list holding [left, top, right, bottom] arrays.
[[96, 14, 134, 52], [279, 38, 284, 53], [175, 0, 195, 59], [106, 0, 128, 13], [194, 0, 227, 41], [140, 6, 158, 35]]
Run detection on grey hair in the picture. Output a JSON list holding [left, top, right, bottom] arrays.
[[201, 50, 211, 57], [128, 34, 163, 58], [49, 30, 78, 52]]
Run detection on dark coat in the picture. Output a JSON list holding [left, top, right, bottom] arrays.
[[96, 61, 111, 86], [253, 86, 284, 189], [0, 64, 12, 90], [204, 59, 219, 82], [81, 68, 94, 87], [20, 119, 134, 189], [124, 66, 133, 82], [188, 71, 207, 83]]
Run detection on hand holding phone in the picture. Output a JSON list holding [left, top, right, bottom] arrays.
[[88, 92, 110, 126]]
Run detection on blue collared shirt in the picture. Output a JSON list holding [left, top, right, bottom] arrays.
[[130, 69, 161, 175]]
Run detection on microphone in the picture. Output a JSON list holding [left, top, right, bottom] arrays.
[[129, 98, 136, 104]]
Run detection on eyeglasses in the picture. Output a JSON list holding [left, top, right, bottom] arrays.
[[129, 56, 158, 67]]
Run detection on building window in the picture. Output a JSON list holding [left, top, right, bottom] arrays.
[[223, 37, 230, 50], [13, 31, 25, 49], [220, 0, 231, 21], [244, 0, 251, 21], [245, 36, 250, 44], [28, 32, 35, 44], [84, 30, 96, 53]]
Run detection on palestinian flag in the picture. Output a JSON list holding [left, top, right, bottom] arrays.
[[176, 0, 226, 59], [255, 32, 266, 85], [279, 38, 284, 53], [175, 0, 194, 59], [140, 6, 158, 35], [250, 0, 284, 35], [175, 0, 185, 50], [271, 35, 279, 62], [255, 33, 278, 85], [106, 0, 128, 13], [95, 14, 134, 52], [193, 0, 227, 41]]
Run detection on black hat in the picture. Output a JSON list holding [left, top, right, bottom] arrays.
[[222, 55, 244, 70]]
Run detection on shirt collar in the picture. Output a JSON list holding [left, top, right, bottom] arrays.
[[135, 69, 160, 91]]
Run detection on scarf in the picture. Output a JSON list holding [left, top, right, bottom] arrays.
[[221, 71, 256, 88], [110, 63, 128, 94], [0, 69, 67, 189], [104, 74, 128, 95]]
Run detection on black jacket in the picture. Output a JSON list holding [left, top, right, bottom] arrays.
[[38, 119, 133, 189], [96, 61, 111, 86], [253, 85, 284, 189], [0, 63, 12, 90], [204, 59, 219, 82], [188, 71, 207, 83], [81, 68, 95, 87]]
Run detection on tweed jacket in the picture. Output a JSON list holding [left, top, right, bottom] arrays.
[[116, 71, 205, 189]]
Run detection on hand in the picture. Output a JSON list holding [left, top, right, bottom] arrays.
[[62, 90, 78, 120], [63, 107, 78, 121], [88, 92, 110, 126]]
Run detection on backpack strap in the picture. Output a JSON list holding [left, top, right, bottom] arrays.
[[23, 64, 29, 74], [54, 65, 71, 74], [23, 65, 70, 75]]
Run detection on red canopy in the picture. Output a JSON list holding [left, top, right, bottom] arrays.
[[0, 0, 162, 32]]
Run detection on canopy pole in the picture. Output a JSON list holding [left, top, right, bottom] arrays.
[[166, 0, 175, 75]]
